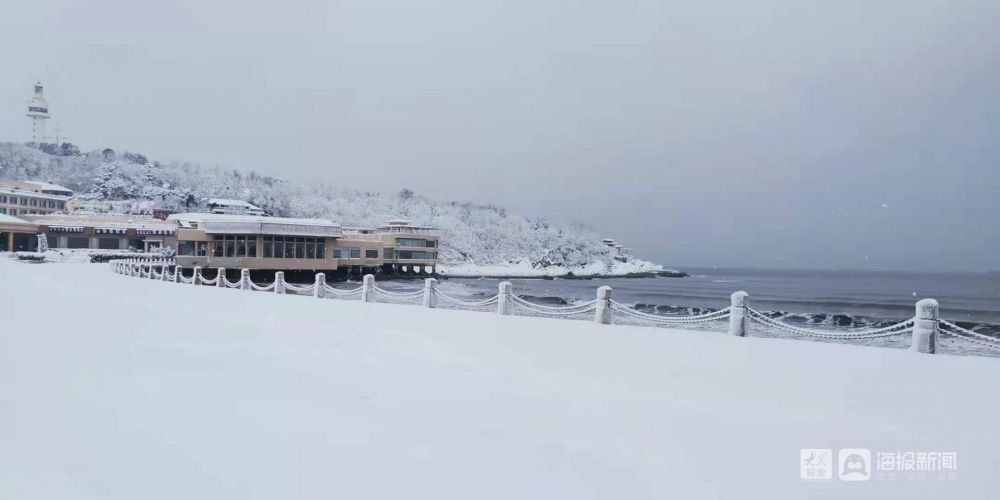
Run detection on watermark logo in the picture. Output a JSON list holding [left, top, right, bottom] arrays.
[[800, 449, 833, 480], [838, 449, 871, 481], [801, 448, 958, 482]]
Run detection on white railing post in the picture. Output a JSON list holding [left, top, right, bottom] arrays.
[[361, 274, 375, 302], [728, 291, 749, 337], [497, 281, 512, 315], [911, 298, 939, 354], [595, 286, 612, 324], [193, 266, 202, 286], [274, 271, 285, 294], [423, 278, 438, 308], [216, 268, 226, 288], [162, 264, 169, 281], [314, 273, 325, 298], [241, 269, 250, 291], [173, 266, 180, 283]]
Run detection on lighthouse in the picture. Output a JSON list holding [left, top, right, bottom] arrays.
[[25, 82, 50, 146]]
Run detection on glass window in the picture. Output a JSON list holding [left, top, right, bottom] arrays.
[[224, 237, 235, 257], [333, 248, 343, 258], [295, 238, 305, 259], [316, 241, 325, 259], [236, 237, 246, 258], [349, 248, 361, 259], [284, 238, 295, 258], [196, 241, 208, 256], [46, 235, 57, 248], [67, 237, 89, 249], [20, 198, 27, 205], [178, 241, 195, 256], [306, 239, 316, 259], [366, 249, 378, 259], [274, 238, 284, 258], [263, 236, 273, 258], [247, 236, 257, 257], [383, 248, 393, 259], [214, 239, 224, 257], [98, 237, 119, 250]]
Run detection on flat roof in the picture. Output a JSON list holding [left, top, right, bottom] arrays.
[[168, 212, 343, 238], [206, 198, 263, 210], [22, 214, 177, 230], [0, 187, 71, 202], [0, 214, 31, 224], [22, 180, 73, 193]]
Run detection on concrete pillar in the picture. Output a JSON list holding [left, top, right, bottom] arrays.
[[173, 266, 181, 283], [497, 281, 512, 315], [361, 274, 374, 302], [595, 286, 612, 324], [911, 298, 939, 354], [314, 273, 325, 298], [728, 291, 749, 337], [193, 266, 202, 285], [216, 268, 226, 287], [241, 269, 250, 291], [423, 278, 438, 308], [274, 271, 285, 294]]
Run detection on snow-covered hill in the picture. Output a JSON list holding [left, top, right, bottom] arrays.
[[0, 142, 667, 275]]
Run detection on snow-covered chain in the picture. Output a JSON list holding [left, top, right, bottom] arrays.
[[107, 261, 989, 354]]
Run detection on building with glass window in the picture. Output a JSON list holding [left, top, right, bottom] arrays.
[[0, 178, 71, 217], [21, 214, 178, 251], [376, 219, 440, 274], [167, 213, 440, 275]]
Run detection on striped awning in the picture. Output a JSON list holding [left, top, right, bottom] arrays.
[[48, 226, 84, 233], [136, 228, 175, 236], [95, 227, 127, 235]]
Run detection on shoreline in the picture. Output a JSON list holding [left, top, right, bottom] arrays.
[[434, 269, 689, 280]]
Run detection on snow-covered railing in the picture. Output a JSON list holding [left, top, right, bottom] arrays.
[[108, 263, 1000, 355]]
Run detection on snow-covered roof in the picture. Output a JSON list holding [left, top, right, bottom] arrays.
[[22, 180, 73, 194], [23, 214, 176, 230], [0, 213, 31, 225], [0, 187, 70, 201], [168, 213, 343, 238], [206, 198, 263, 210]]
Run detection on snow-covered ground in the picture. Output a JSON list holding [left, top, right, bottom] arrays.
[[2, 258, 998, 499]]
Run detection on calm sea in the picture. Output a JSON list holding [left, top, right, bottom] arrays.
[[439, 268, 1000, 324]]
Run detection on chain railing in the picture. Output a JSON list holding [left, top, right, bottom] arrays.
[[108, 260, 998, 355]]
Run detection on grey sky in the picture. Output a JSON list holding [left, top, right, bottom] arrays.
[[1, 0, 998, 271]]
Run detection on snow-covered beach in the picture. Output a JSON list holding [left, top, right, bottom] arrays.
[[2, 258, 999, 499]]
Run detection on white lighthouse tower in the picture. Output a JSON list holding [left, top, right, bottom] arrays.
[[25, 81, 51, 146]]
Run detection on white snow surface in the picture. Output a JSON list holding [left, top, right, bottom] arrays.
[[2, 259, 999, 499]]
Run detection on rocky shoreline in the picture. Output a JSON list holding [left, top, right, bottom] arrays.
[[435, 269, 689, 280]]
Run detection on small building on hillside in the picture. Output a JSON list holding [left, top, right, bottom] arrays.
[[0, 178, 70, 216], [205, 198, 266, 216]]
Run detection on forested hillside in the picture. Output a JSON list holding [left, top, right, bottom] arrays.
[[1, 142, 663, 274]]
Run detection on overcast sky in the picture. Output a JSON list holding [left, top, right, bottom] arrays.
[[1, 0, 997, 271]]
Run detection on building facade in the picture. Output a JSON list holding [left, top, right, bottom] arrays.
[[22, 214, 178, 251], [168, 214, 439, 274], [0, 178, 71, 217]]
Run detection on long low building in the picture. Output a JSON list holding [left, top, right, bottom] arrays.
[[21, 214, 178, 251], [168, 213, 439, 275], [1, 209, 441, 275]]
